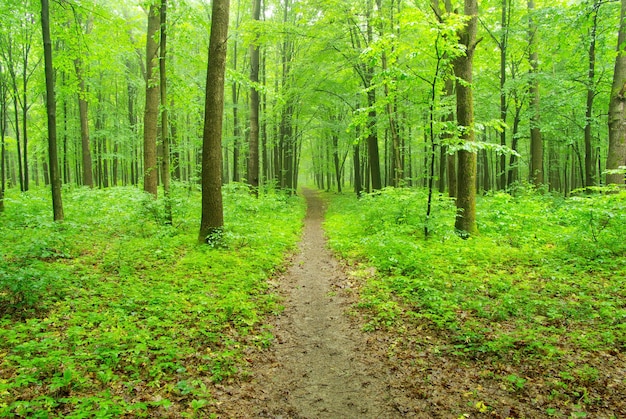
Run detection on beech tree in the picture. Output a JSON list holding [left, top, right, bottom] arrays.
[[0, 64, 5, 213], [199, 0, 230, 243], [160, 0, 172, 222], [41, 0, 63, 221], [607, 0, 626, 185], [527, 0, 544, 186], [143, 4, 160, 197], [453, 0, 479, 236], [247, 0, 261, 194], [72, 11, 94, 188]]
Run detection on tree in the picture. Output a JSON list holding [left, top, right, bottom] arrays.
[[199, 0, 230, 243], [160, 0, 172, 222], [0, 63, 6, 213], [606, 0, 626, 185], [247, 0, 261, 194], [143, 4, 160, 197], [453, 0, 479, 236], [41, 0, 63, 221], [583, 0, 601, 188], [0, 2, 38, 193], [527, 0, 544, 186]]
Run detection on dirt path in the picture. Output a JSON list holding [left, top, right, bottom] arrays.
[[215, 188, 400, 418]]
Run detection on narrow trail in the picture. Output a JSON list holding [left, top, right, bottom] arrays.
[[254, 188, 397, 418], [217, 188, 400, 418]]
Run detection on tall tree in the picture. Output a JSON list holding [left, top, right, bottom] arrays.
[[583, 0, 601, 188], [607, 0, 626, 185], [453, 0, 479, 236], [248, 0, 261, 194], [231, 1, 241, 183], [143, 4, 160, 197], [160, 0, 172, 222], [364, 0, 382, 191], [41, 0, 64, 221], [498, 0, 510, 190], [75, 57, 94, 188], [0, 64, 6, 213], [199, 0, 230, 243], [527, 0, 543, 186]]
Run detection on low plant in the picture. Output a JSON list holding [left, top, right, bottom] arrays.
[[0, 185, 304, 417]]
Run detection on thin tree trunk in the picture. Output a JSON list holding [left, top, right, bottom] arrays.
[[248, 0, 261, 194], [499, 0, 509, 190], [21, 45, 30, 192], [160, 0, 172, 223], [143, 5, 160, 197], [0, 73, 6, 213], [584, 1, 600, 188], [41, 0, 64, 221], [199, 0, 230, 242], [75, 59, 94, 187], [528, 0, 543, 186]]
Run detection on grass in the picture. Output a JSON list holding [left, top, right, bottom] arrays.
[[0, 183, 304, 418], [324, 185, 626, 417]]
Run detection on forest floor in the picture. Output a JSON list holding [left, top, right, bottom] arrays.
[[210, 188, 401, 418], [209, 188, 626, 418]]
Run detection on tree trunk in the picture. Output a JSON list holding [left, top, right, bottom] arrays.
[[353, 142, 362, 197], [499, 0, 509, 190], [528, 0, 544, 186], [584, 1, 600, 188], [75, 59, 94, 188], [143, 5, 160, 197], [12, 84, 23, 192], [160, 0, 172, 223], [0, 74, 6, 213], [248, 0, 261, 194], [22, 69, 29, 192], [41, 0, 64, 221], [607, 0, 626, 185], [453, 0, 478, 237], [199, 0, 230, 243], [444, 78, 457, 198]]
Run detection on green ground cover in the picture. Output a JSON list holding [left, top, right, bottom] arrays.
[[0, 184, 304, 418], [324, 186, 626, 417]]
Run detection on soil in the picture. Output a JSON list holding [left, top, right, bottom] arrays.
[[211, 188, 400, 418]]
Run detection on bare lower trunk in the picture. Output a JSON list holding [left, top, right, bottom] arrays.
[[41, 0, 64, 221], [528, 0, 543, 186], [199, 0, 230, 243], [453, 0, 478, 237], [143, 5, 160, 197], [607, 0, 626, 185]]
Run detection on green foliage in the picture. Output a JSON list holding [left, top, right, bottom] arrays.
[[326, 187, 626, 415], [0, 186, 304, 417], [325, 188, 626, 358]]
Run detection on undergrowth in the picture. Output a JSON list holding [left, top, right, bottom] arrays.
[[0, 183, 304, 418], [325, 186, 626, 417]]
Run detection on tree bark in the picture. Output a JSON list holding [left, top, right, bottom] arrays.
[[143, 5, 160, 197], [248, 0, 261, 194], [607, 0, 626, 185], [74, 59, 94, 188], [528, 0, 544, 186], [453, 0, 478, 237], [0, 71, 6, 213], [584, 1, 600, 188], [199, 0, 230, 243], [41, 0, 64, 221], [498, 0, 509, 190], [160, 0, 172, 222]]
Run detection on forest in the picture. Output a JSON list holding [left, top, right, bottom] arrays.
[[1, 0, 626, 417]]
